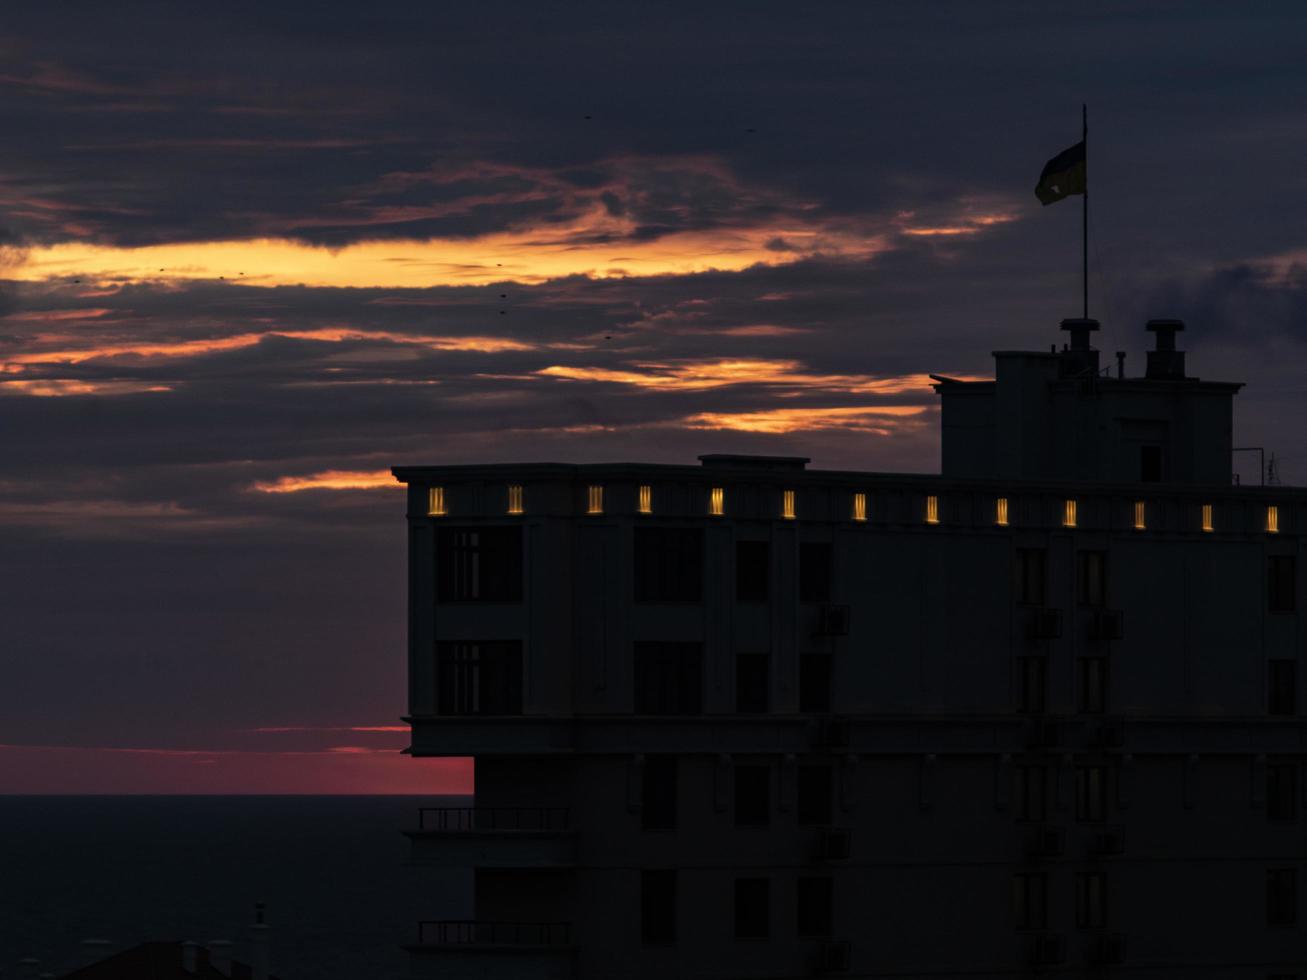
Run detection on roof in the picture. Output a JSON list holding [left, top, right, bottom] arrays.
[[57, 942, 282, 980]]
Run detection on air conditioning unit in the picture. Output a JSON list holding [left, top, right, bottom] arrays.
[[1024, 717, 1060, 749], [813, 717, 848, 748], [814, 827, 852, 860], [1023, 825, 1064, 858], [815, 604, 851, 637], [812, 940, 851, 974], [1027, 608, 1063, 640], [1088, 825, 1125, 857], [1086, 931, 1126, 965], [1087, 610, 1124, 642], [1026, 933, 1065, 966], [1091, 717, 1125, 748]]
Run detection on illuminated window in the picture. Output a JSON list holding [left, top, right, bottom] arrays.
[[427, 486, 447, 516], [1201, 504, 1214, 532], [1064, 499, 1078, 528], [996, 497, 1009, 526], [925, 495, 939, 525], [710, 487, 725, 517], [587, 485, 604, 515], [1133, 501, 1146, 530], [782, 490, 796, 520], [638, 485, 652, 514], [507, 484, 523, 515], [1267, 505, 1280, 534], [852, 492, 867, 522]]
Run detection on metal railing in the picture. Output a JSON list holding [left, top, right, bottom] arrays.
[[417, 920, 572, 946], [417, 806, 570, 832]]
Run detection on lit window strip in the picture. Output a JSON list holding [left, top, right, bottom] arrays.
[[638, 485, 652, 515], [1063, 499, 1078, 528], [925, 495, 939, 525], [507, 484, 524, 515], [782, 490, 796, 520], [852, 492, 867, 522], [587, 485, 604, 515], [1201, 503, 1214, 532], [996, 496, 1009, 526], [427, 486, 446, 516], [1133, 500, 1146, 530], [710, 487, 725, 516], [1266, 505, 1279, 534]]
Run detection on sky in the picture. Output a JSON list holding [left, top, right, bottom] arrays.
[[5, 2, 1307, 792]]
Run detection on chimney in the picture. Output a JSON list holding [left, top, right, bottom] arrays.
[[208, 940, 234, 977], [251, 904, 270, 980], [1115, 351, 1125, 379], [1058, 318, 1100, 376], [1145, 318, 1187, 379], [182, 941, 200, 974]]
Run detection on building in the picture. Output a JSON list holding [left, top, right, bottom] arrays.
[[394, 318, 1305, 980]]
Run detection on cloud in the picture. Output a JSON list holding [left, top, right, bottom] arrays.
[[251, 470, 398, 493]]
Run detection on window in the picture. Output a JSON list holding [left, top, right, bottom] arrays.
[[634, 528, 703, 602], [436, 527, 523, 602], [427, 486, 446, 516], [709, 487, 724, 516], [1017, 656, 1047, 714], [1014, 765, 1047, 822], [1268, 765, 1298, 822], [1075, 871, 1108, 929], [1015, 549, 1046, 605], [1012, 873, 1047, 929], [1268, 556, 1295, 612], [641, 870, 676, 945], [734, 765, 770, 828], [734, 878, 770, 939], [782, 490, 796, 520], [1133, 500, 1146, 530], [925, 494, 940, 524], [1267, 505, 1280, 534], [634, 643, 702, 715], [1140, 445, 1162, 482], [735, 654, 769, 713], [1076, 766, 1108, 823], [852, 492, 867, 522], [996, 496, 1009, 526], [1202, 503, 1214, 532], [797, 764, 833, 826], [1077, 657, 1108, 714], [507, 484, 523, 515], [638, 485, 652, 514], [587, 485, 604, 514], [1268, 868, 1297, 926], [1078, 551, 1107, 607], [1064, 498, 1078, 527], [799, 654, 832, 713], [436, 641, 522, 715], [799, 542, 832, 602], [736, 541, 769, 601], [1269, 660, 1297, 715], [641, 755, 677, 830], [796, 877, 833, 937]]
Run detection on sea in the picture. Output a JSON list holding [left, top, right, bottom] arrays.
[[0, 796, 472, 980]]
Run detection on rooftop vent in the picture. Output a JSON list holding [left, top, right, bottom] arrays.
[[1145, 319, 1186, 379], [698, 454, 809, 471], [1059, 318, 1100, 376]]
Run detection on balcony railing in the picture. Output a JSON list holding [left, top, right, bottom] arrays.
[[417, 807, 570, 832], [417, 921, 572, 946]]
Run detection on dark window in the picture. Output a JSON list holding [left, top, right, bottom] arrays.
[[641, 870, 677, 945], [634, 642, 702, 715], [1017, 656, 1047, 714], [642, 755, 677, 830], [734, 878, 770, 939], [436, 641, 522, 715], [736, 541, 769, 601], [1268, 765, 1298, 822], [796, 877, 833, 937], [1269, 556, 1296, 613], [1012, 872, 1047, 929], [1078, 657, 1108, 714], [1268, 868, 1297, 926], [799, 654, 833, 713], [797, 764, 833, 826], [1078, 551, 1107, 607], [734, 765, 770, 828], [1014, 765, 1047, 822], [1140, 445, 1162, 482], [736, 654, 769, 713], [1269, 660, 1297, 715], [799, 542, 832, 603], [1076, 766, 1108, 823], [1015, 549, 1046, 606], [1075, 871, 1108, 929], [634, 528, 702, 602], [436, 527, 522, 602]]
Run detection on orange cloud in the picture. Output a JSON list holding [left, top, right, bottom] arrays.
[[0, 379, 172, 396], [538, 360, 951, 395], [685, 405, 931, 434], [251, 469, 398, 493]]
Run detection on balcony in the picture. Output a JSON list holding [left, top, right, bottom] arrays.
[[407, 921, 575, 980], [405, 807, 576, 868]]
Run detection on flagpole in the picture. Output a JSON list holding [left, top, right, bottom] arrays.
[[1082, 103, 1088, 320]]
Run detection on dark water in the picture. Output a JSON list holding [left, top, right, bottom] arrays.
[[0, 796, 471, 980]]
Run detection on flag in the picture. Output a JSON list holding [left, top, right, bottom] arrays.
[[1034, 141, 1086, 205]]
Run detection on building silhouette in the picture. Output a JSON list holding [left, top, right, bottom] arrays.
[[394, 318, 1304, 979]]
